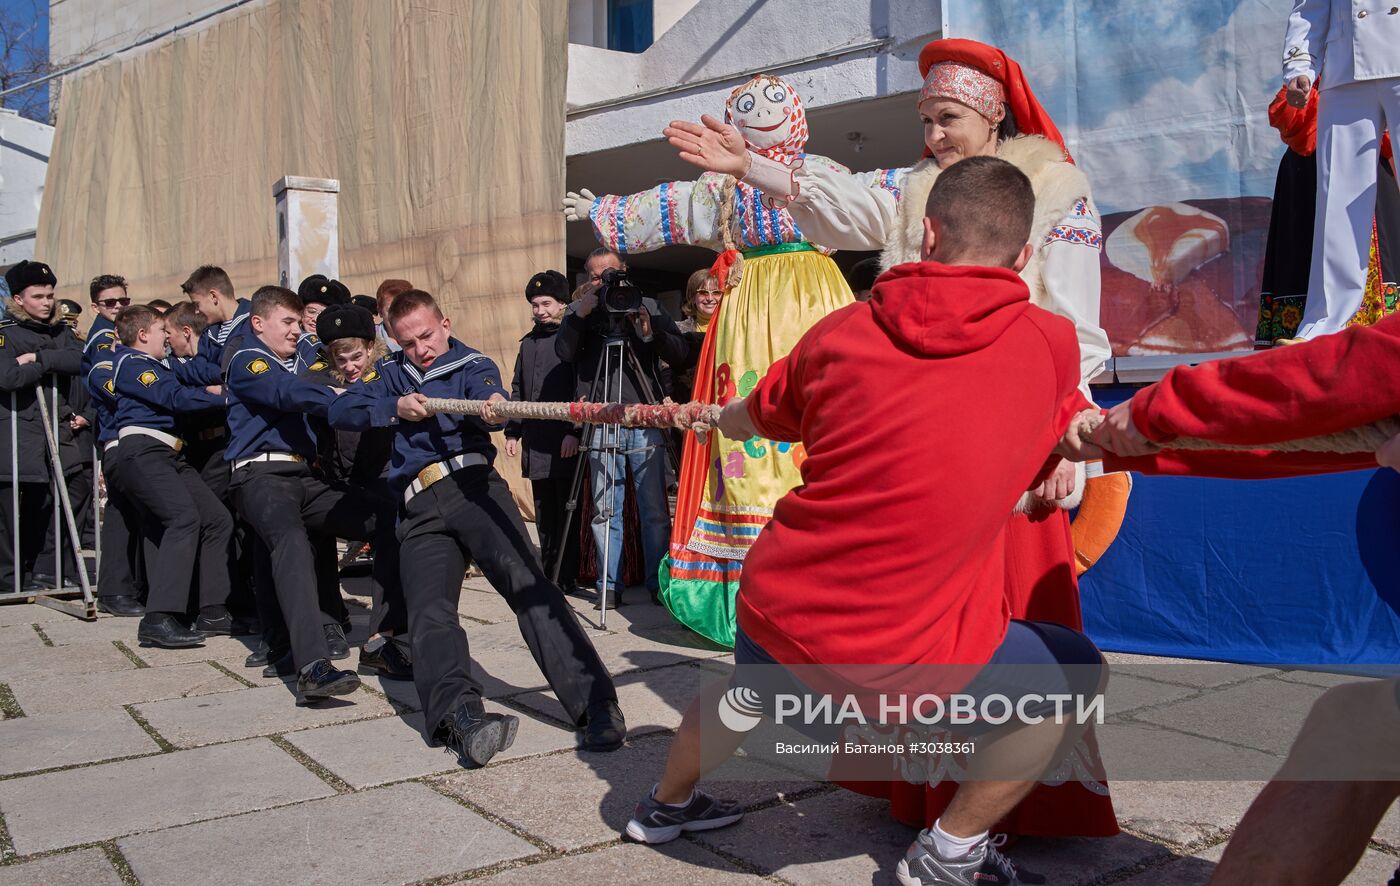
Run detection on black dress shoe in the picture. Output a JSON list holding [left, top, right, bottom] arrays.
[[194, 609, 234, 636], [436, 700, 518, 767], [230, 615, 262, 637], [20, 578, 45, 592], [579, 699, 626, 752], [245, 640, 273, 667], [137, 613, 206, 649], [263, 650, 298, 678], [97, 595, 145, 617], [357, 640, 413, 680], [297, 658, 360, 704], [30, 573, 78, 590], [323, 623, 350, 660]]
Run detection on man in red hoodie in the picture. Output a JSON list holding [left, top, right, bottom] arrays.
[[624, 157, 1104, 886]]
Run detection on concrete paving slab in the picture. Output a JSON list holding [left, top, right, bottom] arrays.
[[0, 623, 45, 651], [0, 738, 335, 853], [284, 703, 575, 789], [511, 661, 723, 738], [690, 790, 916, 884], [0, 603, 84, 627], [7, 661, 243, 716], [1102, 673, 1198, 717], [456, 587, 517, 625], [0, 707, 160, 776], [1102, 653, 1280, 688], [360, 674, 422, 712], [0, 642, 135, 681], [1008, 833, 1176, 883], [1131, 679, 1324, 757], [0, 848, 124, 886], [1271, 668, 1385, 689], [133, 682, 394, 748], [1128, 842, 1400, 885], [1098, 723, 1281, 784], [125, 635, 254, 667], [433, 733, 817, 852], [470, 841, 752, 885], [37, 615, 154, 646], [117, 782, 537, 886], [1111, 778, 1268, 847]]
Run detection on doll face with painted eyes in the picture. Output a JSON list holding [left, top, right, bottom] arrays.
[[729, 79, 794, 150]]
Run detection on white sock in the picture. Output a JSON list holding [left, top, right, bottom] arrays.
[[929, 818, 987, 860], [651, 784, 695, 808]]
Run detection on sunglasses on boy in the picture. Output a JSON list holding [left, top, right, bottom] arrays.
[[96, 296, 131, 308]]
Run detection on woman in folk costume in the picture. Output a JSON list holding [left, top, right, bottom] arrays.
[[665, 39, 1119, 838], [561, 74, 854, 646]]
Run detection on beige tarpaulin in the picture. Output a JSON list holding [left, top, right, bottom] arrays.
[[36, 0, 568, 510]]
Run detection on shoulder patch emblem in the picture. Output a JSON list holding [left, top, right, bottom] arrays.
[[0, 334, 5, 347], [97, 342, 113, 351], [363, 368, 380, 382], [247, 358, 269, 375], [484, 377, 496, 387], [103, 379, 115, 395], [308, 359, 328, 372], [138, 370, 158, 387]]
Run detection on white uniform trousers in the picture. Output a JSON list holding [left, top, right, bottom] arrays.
[[1299, 77, 1400, 338]]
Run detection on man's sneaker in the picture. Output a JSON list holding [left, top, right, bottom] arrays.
[[624, 786, 744, 844], [436, 701, 518, 768], [895, 830, 1044, 886]]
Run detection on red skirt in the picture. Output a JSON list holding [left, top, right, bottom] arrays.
[[846, 509, 1120, 837]]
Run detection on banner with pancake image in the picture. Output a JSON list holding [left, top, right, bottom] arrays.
[[946, 0, 1292, 358]]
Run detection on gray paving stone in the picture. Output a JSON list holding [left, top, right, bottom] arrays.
[[0, 707, 160, 775], [1098, 722, 1281, 783], [125, 634, 254, 667], [1272, 668, 1386, 689], [283, 703, 574, 789], [1111, 778, 1268, 847], [1131, 679, 1325, 757], [0, 603, 84, 626], [0, 623, 45, 651], [37, 614, 153, 646], [118, 782, 536, 885], [0, 848, 124, 886], [1008, 833, 1176, 883], [456, 587, 517, 624], [133, 682, 394, 748], [690, 789, 916, 884], [1102, 653, 1281, 688], [1129, 842, 1400, 885], [0, 642, 135, 681], [0, 738, 335, 853], [7, 661, 243, 716], [511, 661, 723, 738], [1102, 672, 1198, 717], [470, 841, 752, 885], [433, 733, 817, 851]]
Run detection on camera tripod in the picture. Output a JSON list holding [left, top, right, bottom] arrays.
[[549, 313, 677, 629]]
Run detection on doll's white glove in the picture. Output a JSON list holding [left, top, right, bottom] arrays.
[[561, 188, 597, 222]]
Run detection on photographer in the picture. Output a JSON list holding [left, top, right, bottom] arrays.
[[555, 248, 686, 606]]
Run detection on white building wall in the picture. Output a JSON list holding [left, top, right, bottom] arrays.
[[0, 110, 55, 270], [566, 0, 940, 157]]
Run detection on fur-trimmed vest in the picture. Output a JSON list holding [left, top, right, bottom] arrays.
[[879, 136, 1093, 316], [880, 136, 1094, 513]]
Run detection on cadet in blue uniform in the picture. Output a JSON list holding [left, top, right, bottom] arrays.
[[226, 285, 398, 704], [112, 305, 231, 648], [173, 265, 252, 387], [293, 274, 350, 374], [328, 289, 624, 766]]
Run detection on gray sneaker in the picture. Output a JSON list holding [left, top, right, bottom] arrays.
[[624, 786, 744, 844], [895, 830, 1044, 886]]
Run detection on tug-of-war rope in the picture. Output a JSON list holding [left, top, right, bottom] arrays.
[[423, 398, 1400, 454]]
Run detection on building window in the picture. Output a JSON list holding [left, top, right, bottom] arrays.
[[607, 0, 653, 53]]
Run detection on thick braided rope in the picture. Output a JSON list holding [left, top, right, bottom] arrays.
[[422, 398, 721, 430], [1072, 411, 1400, 453]]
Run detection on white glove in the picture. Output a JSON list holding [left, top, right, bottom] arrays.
[[561, 188, 597, 222]]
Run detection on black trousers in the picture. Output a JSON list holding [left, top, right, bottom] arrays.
[[187, 438, 262, 619], [97, 445, 145, 600], [231, 461, 400, 670], [532, 476, 579, 590], [397, 465, 615, 736], [121, 437, 233, 616], [0, 482, 54, 590]]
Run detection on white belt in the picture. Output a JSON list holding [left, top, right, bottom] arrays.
[[233, 452, 306, 472], [118, 427, 184, 452], [103, 440, 120, 453], [404, 453, 489, 504]]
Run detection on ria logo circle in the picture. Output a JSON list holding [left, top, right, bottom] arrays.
[[717, 686, 764, 732]]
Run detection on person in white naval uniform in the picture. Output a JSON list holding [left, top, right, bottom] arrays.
[[1284, 0, 1400, 338]]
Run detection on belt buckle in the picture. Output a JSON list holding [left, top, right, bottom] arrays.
[[417, 462, 445, 490], [173, 438, 185, 453]]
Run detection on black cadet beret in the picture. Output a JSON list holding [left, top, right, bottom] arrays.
[[351, 295, 378, 315], [316, 304, 376, 344], [525, 270, 569, 303], [297, 274, 352, 308], [5, 260, 57, 295]]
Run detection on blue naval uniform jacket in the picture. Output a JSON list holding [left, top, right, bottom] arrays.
[[172, 298, 253, 386], [224, 343, 337, 463], [81, 316, 117, 378], [112, 346, 224, 434], [327, 338, 503, 494], [294, 332, 327, 374], [85, 356, 120, 446]]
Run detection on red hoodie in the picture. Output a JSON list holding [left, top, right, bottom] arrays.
[[737, 262, 1086, 669], [1105, 315, 1398, 478]]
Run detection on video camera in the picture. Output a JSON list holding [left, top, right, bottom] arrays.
[[597, 267, 644, 315]]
